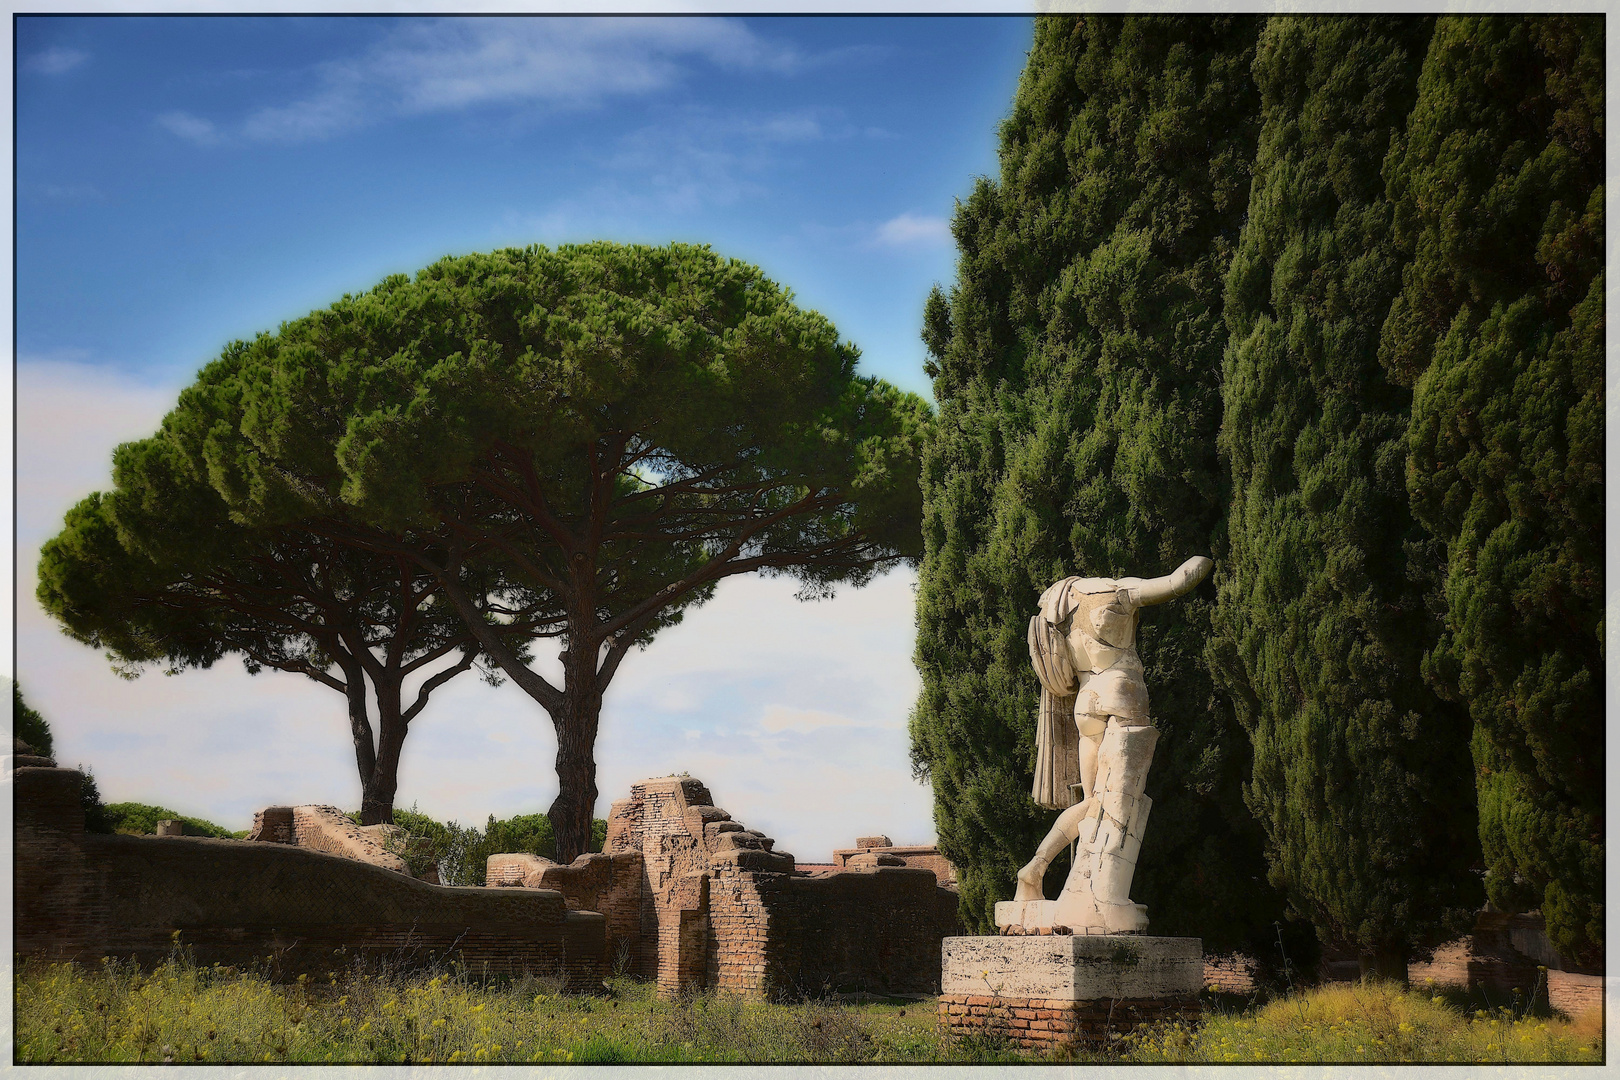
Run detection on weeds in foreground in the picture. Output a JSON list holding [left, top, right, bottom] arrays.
[[1124, 980, 1601, 1064], [13, 955, 949, 1064], [14, 955, 1602, 1064]]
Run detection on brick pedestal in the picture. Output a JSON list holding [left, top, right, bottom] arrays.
[[937, 993, 1200, 1050], [939, 934, 1202, 1052]]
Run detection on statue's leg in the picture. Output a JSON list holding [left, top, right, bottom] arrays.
[[1014, 797, 1092, 901], [1085, 717, 1158, 931], [1077, 712, 1106, 802]]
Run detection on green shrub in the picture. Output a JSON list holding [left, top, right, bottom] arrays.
[[12, 681, 53, 758], [100, 802, 240, 839], [370, 809, 609, 885], [77, 768, 114, 835]]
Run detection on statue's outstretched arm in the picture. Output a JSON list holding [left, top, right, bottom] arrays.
[[1119, 556, 1213, 608]]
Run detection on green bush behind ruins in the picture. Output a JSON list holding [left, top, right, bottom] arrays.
[[913, 13, 1602, 967]]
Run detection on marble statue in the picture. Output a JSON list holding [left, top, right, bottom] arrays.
[[996, 556, 1213, 936]]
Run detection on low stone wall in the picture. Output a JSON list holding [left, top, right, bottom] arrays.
[[248, 804, 411, 876], [938, 994, 1201, 1051], [15, 767, 603, 988], [1202, 953, 1257, 993]]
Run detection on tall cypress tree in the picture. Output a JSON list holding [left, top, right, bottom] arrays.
[[911, 15, 1289, 955], [1210, 16, 1481, 978], [1380, 16, 1604, 967]]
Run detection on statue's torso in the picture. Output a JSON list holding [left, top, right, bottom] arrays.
[[1052, 581, 1148, 722]]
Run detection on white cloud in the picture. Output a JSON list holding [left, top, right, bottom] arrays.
[[759, 706, 863, 735], [155, 111, 222, 146], [872, 212, 951, 249], [36, 183, 105, 203], [181, 17, 804, 146], [16, 360, 178, 549], [26, 46, 87, 75], [602, 109, 826, 211]]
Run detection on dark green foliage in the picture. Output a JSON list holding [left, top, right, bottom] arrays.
[[77, 767, 113, 835], [12, 681, 53, 759], [1211, 15, 1483, 962], [1379, 16, 1604, 965], [100, 802, 242, 839], [911, 15, 1286, 951]]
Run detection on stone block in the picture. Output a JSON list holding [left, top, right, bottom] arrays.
[[856, 835, 892, 849], [942, 935, 1203, 1001], [487, 852, 556, 887], [710, 848, 795, 873]]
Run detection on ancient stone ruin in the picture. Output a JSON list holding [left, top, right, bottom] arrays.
[[13, 763, 602, 987], [831, 835, 956, 885], [485, 777, 961, 999], [247, 804, 437, 881]]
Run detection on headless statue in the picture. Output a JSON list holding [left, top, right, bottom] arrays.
[[998, 556, 1213, 936]]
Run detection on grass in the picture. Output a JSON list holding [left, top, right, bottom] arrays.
[[1122, 980, 1603, 1064], [14, 950, 1603, 1064], [12, 950, 982, 1064]]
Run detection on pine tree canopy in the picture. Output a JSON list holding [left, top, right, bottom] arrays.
[[1379, 15, 1604, 966], [910, 14, 1291, 954], [1211, 14, 1482, 966], [86, 241, 928, 862]]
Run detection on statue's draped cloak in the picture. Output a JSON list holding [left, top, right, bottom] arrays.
[[1028, 578, 1092, 809]]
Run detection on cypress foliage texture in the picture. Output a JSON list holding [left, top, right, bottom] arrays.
[[1380, 16, 1604, 966], [910, 15, 1288, 952], [1211, 16, 1482, 971]]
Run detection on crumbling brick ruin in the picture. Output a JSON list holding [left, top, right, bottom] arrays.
[[248, 804, 438, 881], [485, 776, 962, 999], [13, 764, 602, 987], [831, 835, 956, 885]]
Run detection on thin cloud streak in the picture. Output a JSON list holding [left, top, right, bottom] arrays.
[[872, 212, 951, 249], [26, 46, 87, 75], [175, 18, 808, 146], [156, 111, 222, 145]]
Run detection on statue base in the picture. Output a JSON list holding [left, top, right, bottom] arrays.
[[938, 935, 1203, 1051], [995, 896, 1148, 935]]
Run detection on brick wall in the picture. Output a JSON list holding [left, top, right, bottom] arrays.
[[14, 767, 603, 988], [525, 852, 645, 980], [832, 841, 957, 887], [778, 867, 963, 997], [939, 993, 1201, 1051], [490, 776, 962, 1000]]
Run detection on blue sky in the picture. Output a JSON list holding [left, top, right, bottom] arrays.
[[14, 15, 1033, 859], [18, 15, 1030, 394]]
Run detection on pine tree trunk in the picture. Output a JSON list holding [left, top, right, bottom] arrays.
[[549, 639, 602, 864], [341, 654, 387, 824], [359, 678, 406, 826]]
